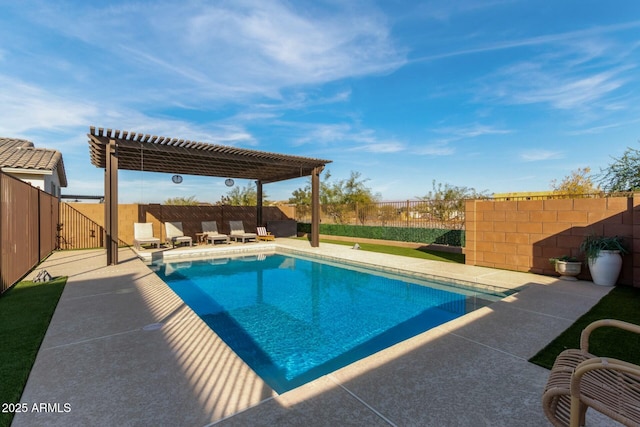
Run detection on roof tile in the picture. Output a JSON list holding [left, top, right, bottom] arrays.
[[0, 137, 68, 187]]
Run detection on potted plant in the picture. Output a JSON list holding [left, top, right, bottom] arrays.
[[579, 235, 628, 286], [549, 255, 582, 281]]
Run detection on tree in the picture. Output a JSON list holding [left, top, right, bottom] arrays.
[[550, 167, 599, 196], [417, 180, 488, 225], [220, 183, 269, 206], [597, 144, 640, 193], [317, 171, 379, 224], [289, 170, 380, 224], [164, 196, 199, 205], [320, 173, 349, 224], [377, 204, 399, 226], [289, 186, 312, 220], [344, 171, 381, 224], [288, 172, 334, 220]]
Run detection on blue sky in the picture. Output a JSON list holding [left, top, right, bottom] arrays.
[[1, 0, 639, 203]]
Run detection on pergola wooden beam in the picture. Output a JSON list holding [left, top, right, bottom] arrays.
[[89, 127, 329, 183], [88, 126, 331, 265]]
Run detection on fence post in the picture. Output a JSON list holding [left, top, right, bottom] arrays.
[[311, 167, 321, 247], [37, 189, 41, 259], [355, 202, 358, 225], [406, 200, 410, 227]]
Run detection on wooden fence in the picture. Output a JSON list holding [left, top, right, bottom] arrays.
[[60, 203, 293, 246], [0, 171, 59, 294]]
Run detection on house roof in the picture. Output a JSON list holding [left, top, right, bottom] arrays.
[[0, 137, 33, 150], [88, 126, 331, 184], [0, 137, 68, 187]]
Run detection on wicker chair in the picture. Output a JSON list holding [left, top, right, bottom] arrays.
[[542, 319, 640, 427]]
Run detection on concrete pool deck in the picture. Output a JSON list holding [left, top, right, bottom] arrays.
[[13, 239, 619, 426]]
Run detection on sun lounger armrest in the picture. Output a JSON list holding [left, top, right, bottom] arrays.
[[580, 319, 640, 352]]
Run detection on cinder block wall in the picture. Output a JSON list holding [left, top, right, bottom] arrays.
[[464, 196, 640, 286]]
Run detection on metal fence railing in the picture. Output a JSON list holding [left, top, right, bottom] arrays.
[[294, 200, 466, 230], [0, 171, 59, 294], [293, 193, 635, 232], [58, 203, 105, 250]]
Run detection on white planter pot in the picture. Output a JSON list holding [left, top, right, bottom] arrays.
[[587, 250, 623, 287], [555, 261, 582, 281]]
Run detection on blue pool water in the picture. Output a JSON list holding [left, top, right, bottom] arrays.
[[154, 253, 506, 393]]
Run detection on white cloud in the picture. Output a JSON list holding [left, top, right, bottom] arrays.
[[294, 123, 353, 145], [65, 174, 105, 195], [435, 123, 512, 138], [29, 1, 405, 105], [412, 123, 511, 156], [184, 0, 405, 82], [414, 141, 455, 156], [567, 117, 640, 135], [500, 65, 629, 110], [476, 31, 637, 117], [92, 115, 257, 147], [0, 75, 97, 135], [0, 74, 257, 151], [349, 141, 405, 153], [413, 0, 517, 22], [412, 19, 640, 62], [292, 122, 406, 154], [520, 149, 563, 162]]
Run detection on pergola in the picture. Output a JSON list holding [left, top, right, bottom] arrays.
[[88, 126, 331, 265]]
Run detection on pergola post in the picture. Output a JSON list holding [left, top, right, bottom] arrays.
[[311, 166, 323, 247], [256, 180, 263, 227], [105, 139, 118, 265]]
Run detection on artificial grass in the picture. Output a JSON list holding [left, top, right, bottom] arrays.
[[304, 238, 465, 263], [0, 276, 66, 427], [529, 285, 640, 369]]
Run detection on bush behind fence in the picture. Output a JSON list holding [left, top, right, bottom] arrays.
[[298, 223, 465, 246]]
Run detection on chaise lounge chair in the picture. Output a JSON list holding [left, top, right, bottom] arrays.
[[542, 319, 640, 427], [228, 220, 257, 243], [256, 226, 275, 241], [133, 222, 161, 250], [165, 221, 193, 248], [201, 221, 229, 245]]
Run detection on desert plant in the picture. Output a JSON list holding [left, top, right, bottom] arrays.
[[579, 235, 628, 261]]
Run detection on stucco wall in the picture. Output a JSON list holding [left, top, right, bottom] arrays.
[[464, 196, 640, 286], [5, 171, 62, 197]]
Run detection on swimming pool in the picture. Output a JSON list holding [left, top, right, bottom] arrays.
[[154, 252, 513, 393]]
